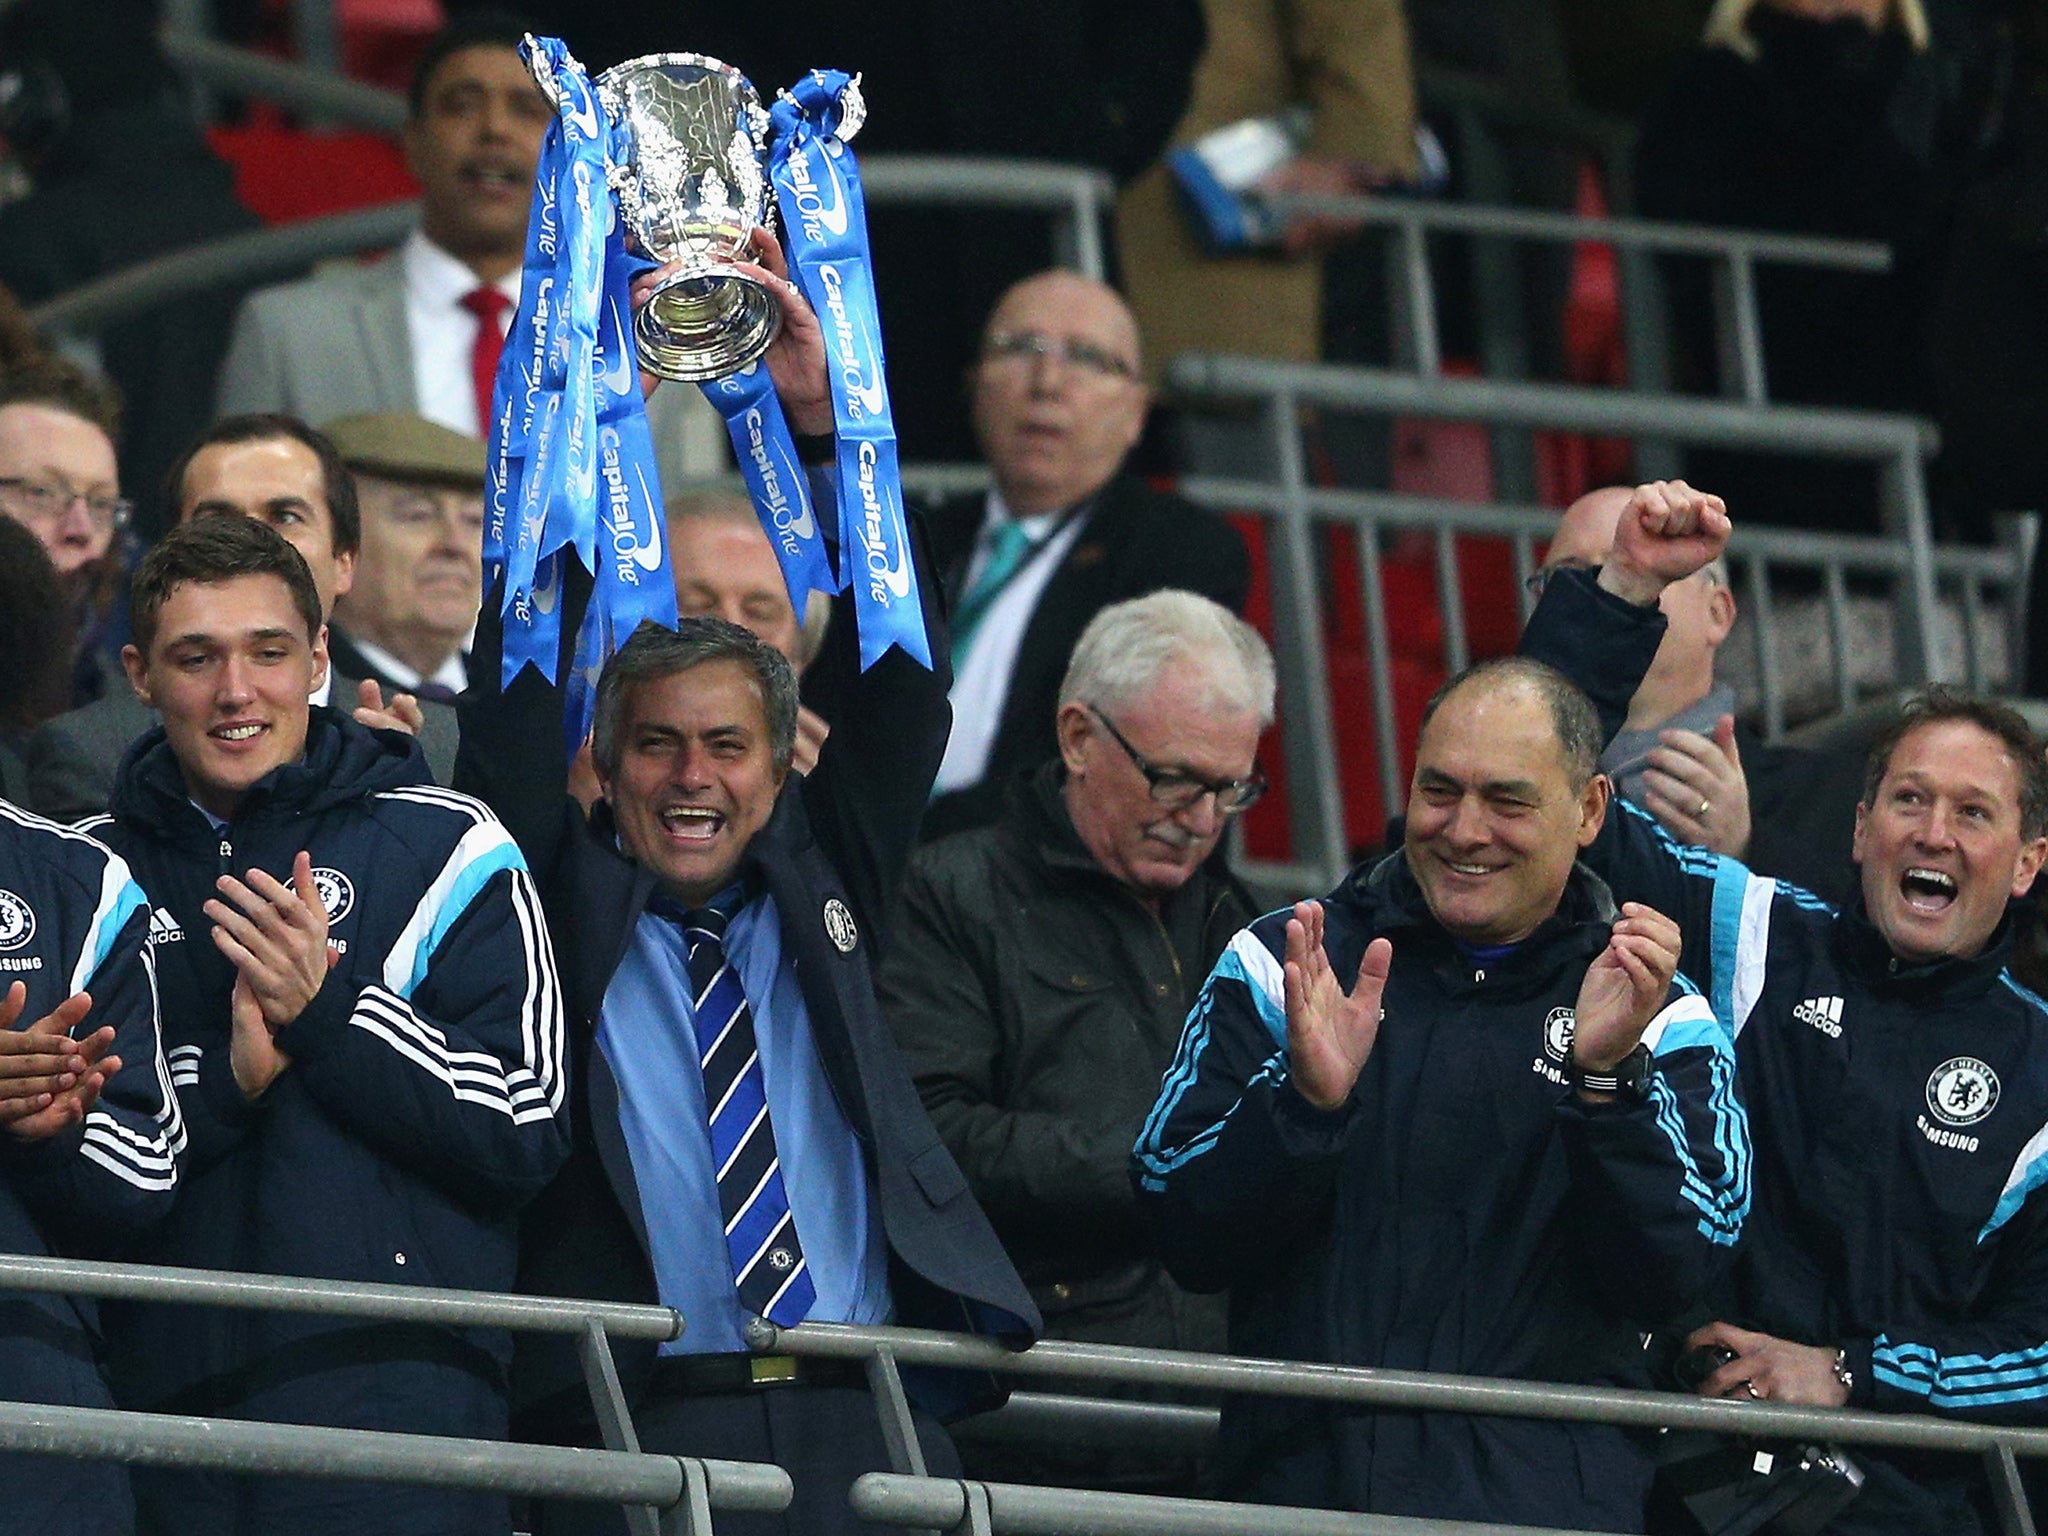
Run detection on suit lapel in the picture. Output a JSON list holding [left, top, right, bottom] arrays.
[[927, 493, 987, 609], [995, 485, 1124, 759]]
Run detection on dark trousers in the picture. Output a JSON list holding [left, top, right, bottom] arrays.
[[532, 1386, 959, 1536]]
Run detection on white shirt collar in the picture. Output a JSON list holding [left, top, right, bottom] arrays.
[[980, 487, 1066, 547], [401, 229, 519, 309], [344, 633, 467, 695]]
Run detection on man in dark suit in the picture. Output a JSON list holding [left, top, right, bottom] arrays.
[[322, 412, 485, 702], [922, 270, 1250, 840], [457, 259, 1036, 1536], [22, 414, 458, 820]]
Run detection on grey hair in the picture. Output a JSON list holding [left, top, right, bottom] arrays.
[[591, 617, 800, 778], [1420, 656, 1604, 789], [665, 487, 832, 666], [1056, 590, 1276, 727]]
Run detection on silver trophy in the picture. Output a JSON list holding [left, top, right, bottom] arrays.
[[593, 54, 779, 382]]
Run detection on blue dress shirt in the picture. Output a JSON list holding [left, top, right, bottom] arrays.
[[597, 892, 892, 1354]]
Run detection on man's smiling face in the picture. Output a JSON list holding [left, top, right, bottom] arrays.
[[598, 660, 787, 905], [1854, 718, 2048, 964], [122, 573, 325, 822], [1404, 674, 1608, 946]]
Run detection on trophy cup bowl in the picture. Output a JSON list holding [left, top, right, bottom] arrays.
[[595, 54, 780, 382]]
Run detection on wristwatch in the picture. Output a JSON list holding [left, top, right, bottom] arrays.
[[1567, 1043, 1654, 1103], [1832, 1347, 1855, 1398]]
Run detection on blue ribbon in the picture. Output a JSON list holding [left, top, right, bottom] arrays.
[[767, 71, 930, 670], [701, 359, 836, 623], [485, 37, 677, 750]]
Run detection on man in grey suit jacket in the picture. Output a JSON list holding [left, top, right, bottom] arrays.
[[214, 13, 725, 487], [23, 415, 457, 821]]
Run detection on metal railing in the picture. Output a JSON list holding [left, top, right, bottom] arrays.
[[24, 140, 1127, 342], [0, 1254, 789, 1536], [1151, 353, 1994, 889], [5, 1253, 2044, 1536], [748, 1317, 2048, 1536], [1263, 190, 1889, 406]]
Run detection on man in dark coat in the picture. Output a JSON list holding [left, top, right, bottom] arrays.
[[883, 590, 1270, 1484], [455, 264, 1037, 1536], [1533, 481, 1866, 908], [922, 270, 1249, 841]]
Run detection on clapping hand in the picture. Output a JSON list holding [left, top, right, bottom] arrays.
[[1569, 902, 1681, 1079], [0, 982, 122, 1141], [1283, 901, 1393, 1111]]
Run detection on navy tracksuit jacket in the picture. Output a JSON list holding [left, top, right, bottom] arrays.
[[1133, 852, 1750, 1531], [87, 711, 567, 1536], [0, 799, 183, 1536], [1527, 567, 2048, 1535]]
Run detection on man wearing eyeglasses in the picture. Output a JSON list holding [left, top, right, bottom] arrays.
[[1530, 481, 1865, 907], [921, 270, 1250, 841], [0, 364, 132, 711], [883, 590, 1271, 1485]]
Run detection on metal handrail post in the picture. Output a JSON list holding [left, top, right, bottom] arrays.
[[1987, 1444, 2041, 1536], [1432, 526, 1471, 677], [1617, 245, 1682, 480], [1823, 564, 1856, 715], [1742, 554, 1787, 742], [1712, 249, 1769, 405], [1060, 181, 1108, 283], [1262, 391, 1350, 886], [1390, 215, 1441, 376], [579, 1318, 661, 1536], [1355, 522, 1403, 819], [1879, 444, 1942, 684]]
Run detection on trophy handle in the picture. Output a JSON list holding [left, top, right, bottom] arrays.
[[635, 263, 784, 382]]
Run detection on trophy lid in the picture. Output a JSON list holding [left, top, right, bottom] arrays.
[[594, 52, 771, 145]]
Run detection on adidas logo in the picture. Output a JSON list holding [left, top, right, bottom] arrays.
[[147, 907, 184, 946], [1794, 995, 1844, 1037]]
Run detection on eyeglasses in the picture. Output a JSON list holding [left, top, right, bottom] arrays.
[[0, 475, 132, 532], [981, 330, 1138, 383], [1522, 558, 1598, 602], [1088, 705, 1266, 814]]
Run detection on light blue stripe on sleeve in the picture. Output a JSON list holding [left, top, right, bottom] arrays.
[[73, 865, 149, 997], [406, 839, 527, 997], [1708, 856, 1747, 1037]]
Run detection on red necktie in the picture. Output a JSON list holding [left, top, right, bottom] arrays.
[[460, 286, 512, 438]]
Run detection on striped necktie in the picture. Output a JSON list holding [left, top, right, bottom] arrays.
[[664, 890, 816, 1327]]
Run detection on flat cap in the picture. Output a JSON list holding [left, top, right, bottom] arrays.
[[322, 412, 486, 489]]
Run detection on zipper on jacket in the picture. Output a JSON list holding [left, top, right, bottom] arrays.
[[1126, 891, 1185, 1001]]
